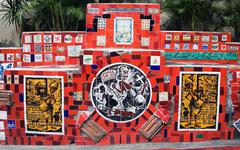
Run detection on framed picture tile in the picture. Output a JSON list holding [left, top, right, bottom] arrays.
[[97, 18, 106, 29], [183, 34, 191, 41], [150, 56, 160, 66], [0, 121, 4, 130], [56, 46, 65, 54], [164, 43, 170, 49], [0, 132, 5, 140], [97, 35, 106, 46], [166, 34, 172, 41], [174, 34, 180, 41], [67, 45, 82, 57], [193, 43, 198, 50], [44, 44, 52, 52], [44, 35, 52, 43], [141, 19, 150, 30], [33, 34, 42, 43], [44, 54, 52, 62], [56, 56, 65, 62], [83, 55, 93, 65], [64, 35, 72, 43], [23, 54, 31, 62], [7, 54, 14, 61], [183, 43, 189, 49], [141, 37, 149, 46], [221, 44, 227, 50], [0, 111, 7, 120], [159, 92, 168, 101], [53, 34, 62, 43], [212, 43, 218, 50], [114, 17, 133, 44], [34, 44, 42, 52], [24, 35, 32, 43], [0, 54, 4, 61], [75, 34, 83, 43], [222, 34, 227, 41], [202, 35, 209, 42], [212, 35, 218, 42], [23, 44, 31, 52], [14, 75, 19, 84], [193, 35, 200, 42], [34, 54, 42, 62], [174, 43, 180, 50]]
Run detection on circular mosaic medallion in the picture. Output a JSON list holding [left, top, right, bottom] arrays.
[[90, 63, 152, 123]]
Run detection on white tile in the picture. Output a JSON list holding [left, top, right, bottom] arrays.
[[141, 37, 149, 46], [141, 19, 150, 30], [150, 56, 160, 66], [97, 35, 106, 46]]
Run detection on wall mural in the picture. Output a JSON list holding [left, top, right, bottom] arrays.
[[91, 63, 152, 122], [24, 76, 64, 134], [178, 72, 220, 130]]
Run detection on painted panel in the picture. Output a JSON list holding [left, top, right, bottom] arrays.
[[178, 72, 220, 131], [114, 17, 133, 45], [24, 76, 64, 134]]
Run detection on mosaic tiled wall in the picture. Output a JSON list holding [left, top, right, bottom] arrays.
[[0, 3, 239, 145]]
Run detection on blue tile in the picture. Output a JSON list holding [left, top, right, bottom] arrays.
[[64, 110, 69, 117], [8, 120, 16, 128], [164, 129, 168, 138], [91, 64, 98, 69], [176, 76, 180, 85], [31, 54, 35, 62], [150, 66, 160, 70], [19, 93, 24, 102]]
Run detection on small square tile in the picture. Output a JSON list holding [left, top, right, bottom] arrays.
[[0, 132, 5, 140], [53, 34, 62, 43], [24, 35, 32, 43], [164, 43, 170, 49], [83, 55, 93, 65], [14, 75, 19, 84], [212, 35, 218, 42], [6, 54, 14, 61], [150, 56, 160, 66], [174, 34, 180, 41], [44, 44, 52, 52], [34, 54, 43, 62], [222, 34, 227, 41], [33, 34, 42, 43], [183, 43, 189, 49], [193, 43, 198, 50], [76, 34, 83, 43], [174, 43, 180, 50], [159, 92, 168, 101], [97, 35, 106, 46], [23, 44, 31, 52], [141, 37, 149, 46], [166, 34, 172, 41], [0, 54, 4, 61], [183, 34, 191, 41], [44, 54, 52, 62], [141, 19, 150, 30], [202, 35, 209, 42], [97, 18, 106, 29], [23, 54, 30, 62], [212, 43, 218, 50], [44, 35, 52, 43], [34, 44, 42, 52]]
